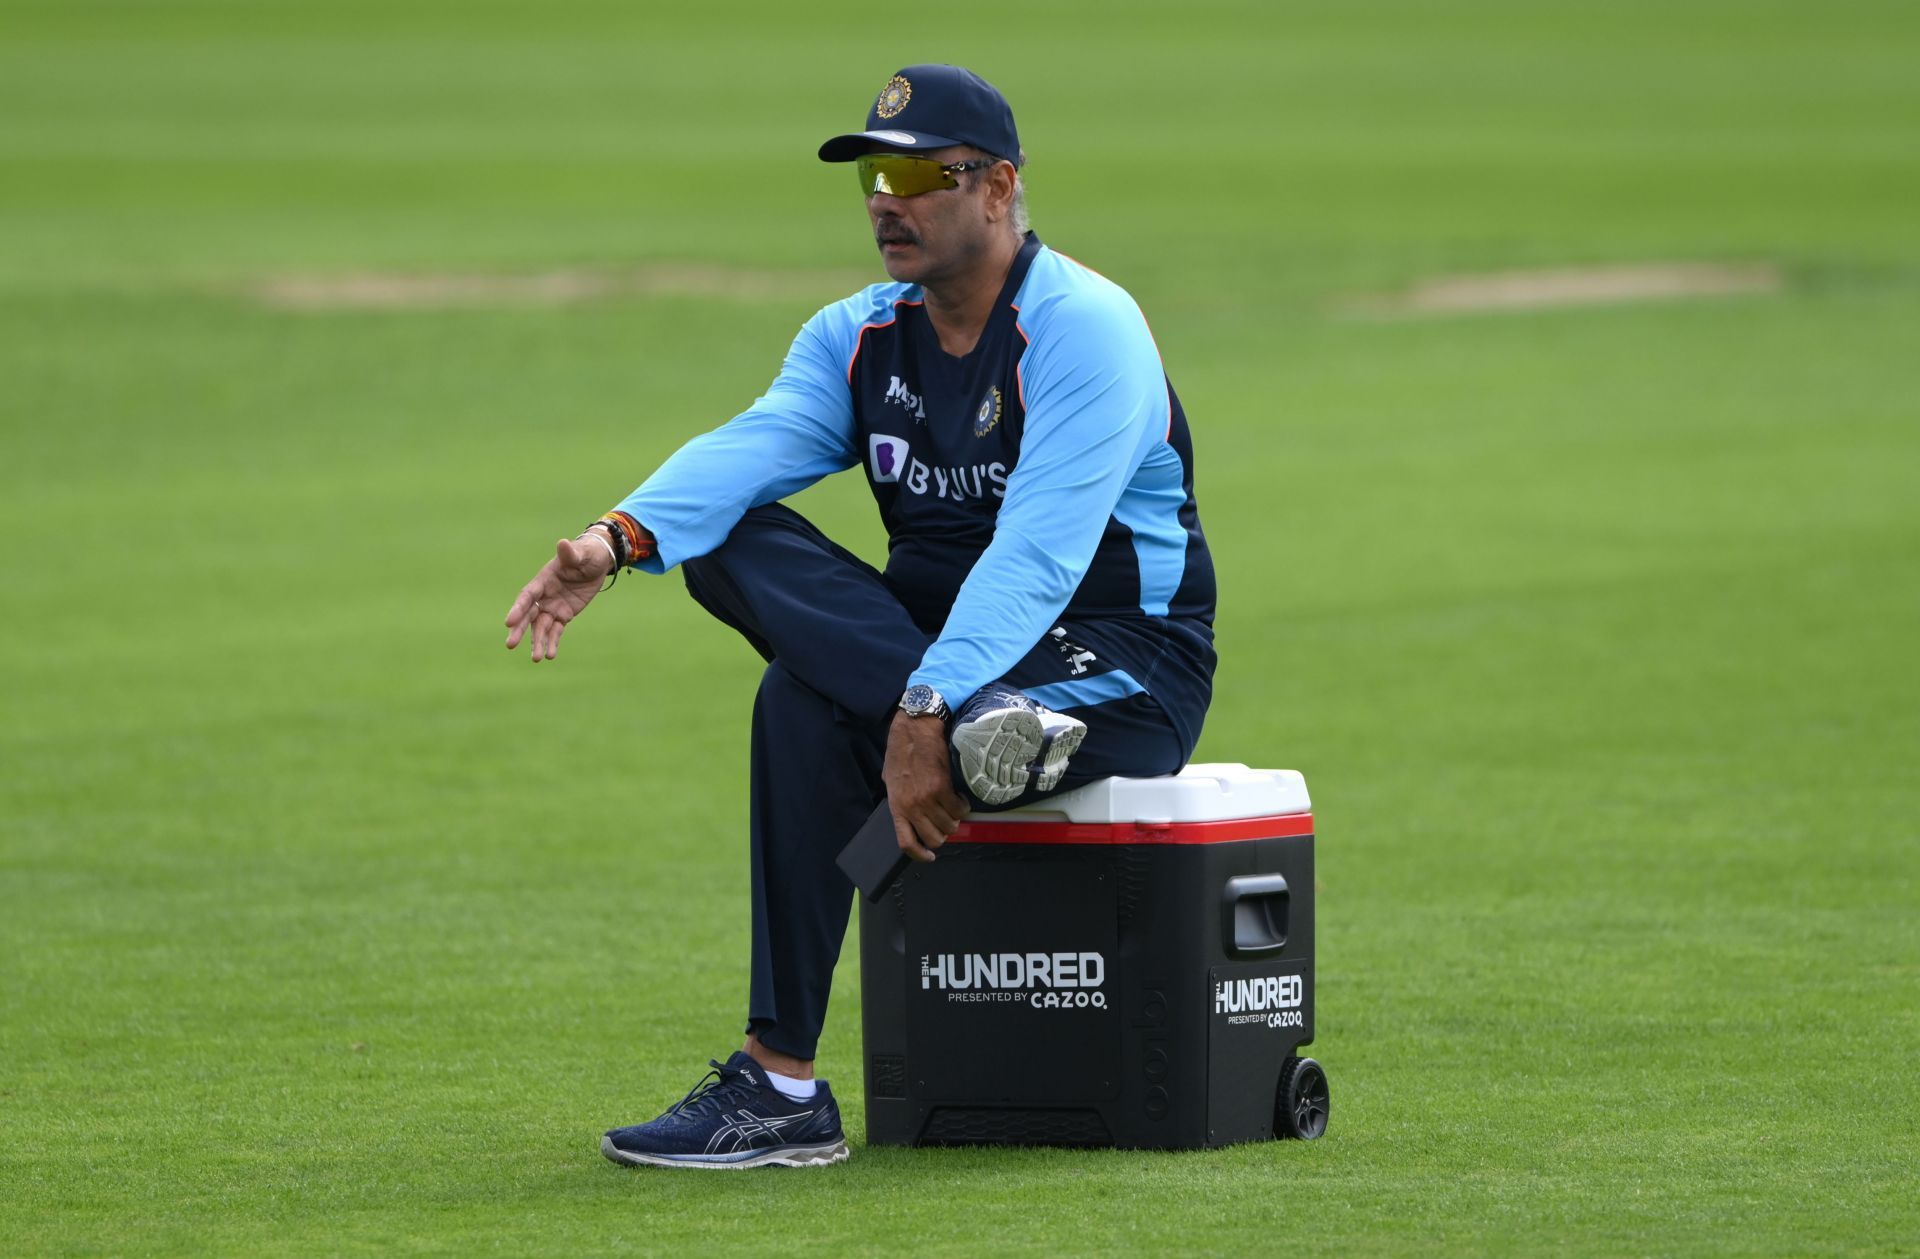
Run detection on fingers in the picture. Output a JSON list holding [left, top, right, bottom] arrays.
[[505, 603, 539, 651], [504, 580, 540, 643], [530, 605, 569, 661], [891, 808, 938, 864], [530, 609, 549, 660], [890, 794, 969, 863], [505, 585, 548, 655], [923, 783, 972, 836], [916, 801, 962, 844], [505, 554, 564, 646], [505, 543, 590, 656]]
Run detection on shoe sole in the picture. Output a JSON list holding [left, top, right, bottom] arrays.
[[952, 707, 1086, 805], [600, 1134, 850, 1170], [1033, 716, 1086, 794], [951, 707, 1043, 805]]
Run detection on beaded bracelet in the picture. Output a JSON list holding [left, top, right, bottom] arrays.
[[585, 519, 629, 568], [597, 511, 656, 563]]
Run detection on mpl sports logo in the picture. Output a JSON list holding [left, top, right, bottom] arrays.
[[921, 951, 1109, 1010], [883, 375, 926, 421], [1214, 972, 1305, 1029]]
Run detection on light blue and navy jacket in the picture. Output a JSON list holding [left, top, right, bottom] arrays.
[[619, 233, 1215, 741]]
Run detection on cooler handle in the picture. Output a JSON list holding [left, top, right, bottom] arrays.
[[1222, 873, 1290, 956]]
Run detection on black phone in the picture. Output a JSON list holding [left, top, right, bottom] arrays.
[[836, 801, 912, 902]]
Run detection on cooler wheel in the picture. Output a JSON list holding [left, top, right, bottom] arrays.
[[1276, 1056, 1330, 1140]]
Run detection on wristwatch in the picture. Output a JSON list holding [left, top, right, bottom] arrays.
[[898, 684, 950, 722]]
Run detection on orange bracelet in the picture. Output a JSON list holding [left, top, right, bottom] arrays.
[[598, 511, 656, 562]]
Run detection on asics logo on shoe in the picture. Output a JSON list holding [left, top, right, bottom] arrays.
[[703, 1108, 814, 1154], [601, 1052, 849, 1169]]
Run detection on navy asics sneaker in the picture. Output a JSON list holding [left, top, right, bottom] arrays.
[[950, 685, 1088, 806], [600, 1052, 849, 1170]]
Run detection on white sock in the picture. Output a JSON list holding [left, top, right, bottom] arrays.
[[767, 1068, 817, 1100]]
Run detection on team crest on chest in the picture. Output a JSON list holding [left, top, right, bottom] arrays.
[[973, 386, 1003, 437], [875, 76, 912, 120]]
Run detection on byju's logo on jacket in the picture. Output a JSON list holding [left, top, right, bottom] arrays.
[[869, 435, 910, 483], [867, 431, 1008, 501]]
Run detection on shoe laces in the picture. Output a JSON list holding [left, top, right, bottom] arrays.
[[962, 686, 1041, 721], [667, 1059, 762, 1119]]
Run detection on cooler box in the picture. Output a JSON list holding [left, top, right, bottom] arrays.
[[857, 763, 1326, 1149]]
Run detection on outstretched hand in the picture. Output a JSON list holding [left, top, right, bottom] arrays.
[[883, 711, 971, 862], [503, 536, 615, 661]]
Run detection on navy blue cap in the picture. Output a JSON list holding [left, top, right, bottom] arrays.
[[818, 64, 1021, 164]]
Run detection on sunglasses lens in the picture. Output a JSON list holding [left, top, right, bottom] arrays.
[[856, 154, 954, 197]]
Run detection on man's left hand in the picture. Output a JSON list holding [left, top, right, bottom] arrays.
[[883, 711, 970, 863]]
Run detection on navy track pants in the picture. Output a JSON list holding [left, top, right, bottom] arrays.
[[680, 503, 1209, 1060]]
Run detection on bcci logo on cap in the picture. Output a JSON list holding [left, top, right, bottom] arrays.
[[876, 75, 912, 119]]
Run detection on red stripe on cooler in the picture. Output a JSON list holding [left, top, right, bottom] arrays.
[[946, 812, 1314, 846]]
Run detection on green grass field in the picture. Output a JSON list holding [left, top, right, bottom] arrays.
[[4, 1, 1917, 1253]]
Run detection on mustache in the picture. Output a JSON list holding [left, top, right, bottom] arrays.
[[874, 218, 919, 246]]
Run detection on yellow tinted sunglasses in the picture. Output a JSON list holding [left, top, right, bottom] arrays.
[[855, 153, 997, 198]]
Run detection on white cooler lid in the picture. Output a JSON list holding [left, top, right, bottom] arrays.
[[967, 763, 1310, 825]]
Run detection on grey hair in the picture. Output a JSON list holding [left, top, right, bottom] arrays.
[[965, 148, 1030, 237]]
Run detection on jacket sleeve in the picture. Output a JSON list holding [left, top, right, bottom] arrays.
[[615, 302, 861, 573], [906, 288, 1170, 705]]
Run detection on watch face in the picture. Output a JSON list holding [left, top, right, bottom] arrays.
[[902, 685, 937, 714]]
